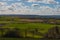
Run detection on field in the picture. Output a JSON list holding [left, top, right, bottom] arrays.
[[0, 16, 60, 40]]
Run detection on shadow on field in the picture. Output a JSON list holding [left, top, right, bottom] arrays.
[[2, 28, 23, 38], [3, 31, 21, 38]]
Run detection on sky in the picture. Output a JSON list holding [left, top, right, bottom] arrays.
[[0, 0, 60, 15]]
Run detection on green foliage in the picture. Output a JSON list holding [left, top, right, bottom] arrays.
[[44, 26, 60, 39]]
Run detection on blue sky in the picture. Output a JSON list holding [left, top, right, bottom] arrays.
[[0, 0, 60, 15]]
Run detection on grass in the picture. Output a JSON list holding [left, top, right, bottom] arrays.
[[1, 22, 60, 38], [0, 38, 45, 40], [0, 38, 60, 40], [3, 22, 58, 31], [0, 16, 60, 39]]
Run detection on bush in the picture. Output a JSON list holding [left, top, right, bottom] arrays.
[[44, 26, 60, 39]]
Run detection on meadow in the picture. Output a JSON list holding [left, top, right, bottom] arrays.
[[0, 16, 60, 40]]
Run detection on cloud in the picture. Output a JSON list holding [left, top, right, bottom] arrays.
[[0, 2, 60, 15], [32, 4, 40, 7], [27, 0, 59, 4], [0, 2, 8, 11]]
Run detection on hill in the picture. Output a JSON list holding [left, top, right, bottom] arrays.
[[0, 15, 60, 19]]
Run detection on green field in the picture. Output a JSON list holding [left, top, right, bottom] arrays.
[[0, 38, 60, 40], [0, 16, 60, 39], [0, 22, 56, 38], [0, 21, 60, 38]]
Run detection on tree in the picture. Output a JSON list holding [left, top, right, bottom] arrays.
[[44, 26, 60, 39]]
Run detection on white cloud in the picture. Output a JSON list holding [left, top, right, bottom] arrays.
[[0, 2, 7, 10], [0, 2, 60, 15], [32, 4, 40, 7], [27, 0, 59, 4], [28, 0, 37, 2]]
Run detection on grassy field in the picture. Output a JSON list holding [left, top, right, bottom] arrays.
[[1, 37, 50, 40], [0, 16, 60, 39], [0, 22, 56, 38]]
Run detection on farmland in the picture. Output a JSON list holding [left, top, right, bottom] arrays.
[[0, 15, 60, 40]]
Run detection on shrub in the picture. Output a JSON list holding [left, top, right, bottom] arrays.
[[44, 26, 60, 39]]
